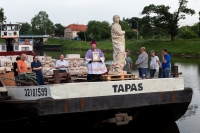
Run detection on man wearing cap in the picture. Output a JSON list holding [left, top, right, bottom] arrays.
[[123, 50, 133, 74], [85, 41, 107, 82]]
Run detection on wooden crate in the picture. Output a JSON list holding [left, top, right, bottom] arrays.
[[101, 74, 132, 81]]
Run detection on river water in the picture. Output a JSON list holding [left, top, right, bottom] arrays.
[[41, 50, 200, 132]]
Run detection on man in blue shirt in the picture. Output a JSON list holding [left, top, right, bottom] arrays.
[[161, 49, 171, 78]]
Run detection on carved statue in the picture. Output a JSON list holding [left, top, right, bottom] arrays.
[[108, 15, 126, 75]]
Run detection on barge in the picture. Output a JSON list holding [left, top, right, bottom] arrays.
[[0, 71, 193, 128]]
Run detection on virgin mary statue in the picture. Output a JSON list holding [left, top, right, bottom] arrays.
[[108, 15, 126, 75]]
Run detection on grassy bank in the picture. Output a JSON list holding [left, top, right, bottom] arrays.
[[0, 39, 4, 43], [46, 38, 200, 56]]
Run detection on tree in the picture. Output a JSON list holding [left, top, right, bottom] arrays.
[[86, 20, 111, 41], [19, 22, 31, 34], [124, 17, 142, 30], [179, 26, 197, 39], [31, 11, 54, 35], [119, 21, 131, 30], [125, 30, 137, 39], [198, 11, 200, 38], [0, 7, 6, 23], [141, 0, 195, 41], [190, 23, 199, 37], [54, 23, 65, 37], [77, 31, 85, 41]]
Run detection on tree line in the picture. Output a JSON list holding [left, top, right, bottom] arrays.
[[0, 0, 200, 41]]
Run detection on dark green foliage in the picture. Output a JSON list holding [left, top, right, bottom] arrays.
[[0, 7, 6, 23], [54, 23, 65, 37], [141, 0, 195, 41], [31, 11, 54, 35], [125, 30, 137, 39], [86, 20, 111, 41], [179, 30, 197, 39], [119, 21, 131, 30], [19, 22, 32, 34], [179, 25, 198, 39], [77, 31, 85, 41]]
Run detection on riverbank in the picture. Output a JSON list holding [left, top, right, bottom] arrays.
[[46, 38, 200, 57], [0, 39, 4, 43]]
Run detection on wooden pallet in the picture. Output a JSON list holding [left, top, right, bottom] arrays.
[[101, 74, 132, 81]]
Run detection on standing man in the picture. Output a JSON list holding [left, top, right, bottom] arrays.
[[135, 47, 148, 79], [85, 41, 107, 82], [55, 54, 72, 83], [161, 49, 171, 78], [149, 50, 161, 79], [13, 56, 21, 86], [123, 49, 133, 74], [17, 53, 28, 74]]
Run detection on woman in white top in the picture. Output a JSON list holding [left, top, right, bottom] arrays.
[[150, 50, 161, 79]]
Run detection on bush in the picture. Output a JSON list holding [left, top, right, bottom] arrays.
[[179, 29, 197, 39], [125, 30, 137, 39]]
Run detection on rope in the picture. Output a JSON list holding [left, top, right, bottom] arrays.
[[0, 77, 37, 85], [20, 73, 38, 86], [0, 72, 38, 86]]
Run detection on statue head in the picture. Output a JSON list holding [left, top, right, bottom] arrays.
[[113, 15, 120, 23]]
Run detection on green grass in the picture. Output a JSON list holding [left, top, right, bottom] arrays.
[[0, 39, 4, 43], [46, 38, 200, 55]]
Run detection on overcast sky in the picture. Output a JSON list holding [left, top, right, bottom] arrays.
[[1, 0, 200, 26]]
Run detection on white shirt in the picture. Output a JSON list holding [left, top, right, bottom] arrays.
[[150, 56, 159, 70], [56, 60, 69, 71]]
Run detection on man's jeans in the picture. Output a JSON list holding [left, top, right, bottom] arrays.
[[162, 67, 171, 78]]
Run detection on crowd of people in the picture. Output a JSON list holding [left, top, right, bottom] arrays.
[[13, 54, 45, 86], [134, 47, 171, 79], [12, 41, 171, 86], [84, 41, 171, 81], [13, 53, 72, 86]]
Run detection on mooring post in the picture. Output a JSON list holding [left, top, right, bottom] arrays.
[[158, 67, 162, 78], [53, 70, 60, 84], [172, 66, 178, 77]]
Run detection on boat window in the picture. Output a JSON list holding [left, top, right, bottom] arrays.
[[14, 45, 19, 50], [11, 26, 15, 31], [7, 26, 11, 31], [2, 25, 6, 31], [13, 25, 18, 31], [21, 47, 29, 51]]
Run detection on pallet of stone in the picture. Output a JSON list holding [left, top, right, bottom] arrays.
[[101, 74, 132, 81]]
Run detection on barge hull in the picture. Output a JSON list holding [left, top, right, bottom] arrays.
[[0, 88, 192, 127]]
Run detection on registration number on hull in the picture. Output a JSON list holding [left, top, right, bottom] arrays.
[[24, 88, 48, 97]]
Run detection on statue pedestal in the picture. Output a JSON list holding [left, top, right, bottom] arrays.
[[108, 64, 126, 75]]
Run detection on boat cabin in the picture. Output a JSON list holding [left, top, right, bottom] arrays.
[[0, 23, 33, 52]]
